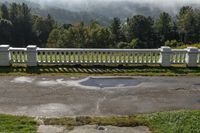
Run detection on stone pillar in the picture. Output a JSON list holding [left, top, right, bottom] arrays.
[[0, 45, 10, 66], [27, 45, 37, 67], [160, 46, 172, 67], [185, 47, 198, 67]]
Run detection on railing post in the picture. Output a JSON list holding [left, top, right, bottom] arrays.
[[0, 45, 10, 66], [27, 45, 37, 67], [185, 47, 198, 67], [160, 46, 171, 67]]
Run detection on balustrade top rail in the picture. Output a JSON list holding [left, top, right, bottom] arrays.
[[0, 45, 199, 67]]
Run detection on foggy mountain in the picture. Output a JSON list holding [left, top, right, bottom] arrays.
[[1, 0, 200, 25]]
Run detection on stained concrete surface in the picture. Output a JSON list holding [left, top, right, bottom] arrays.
[[0, 76, 199, 117], [38, 125, 151, 133]]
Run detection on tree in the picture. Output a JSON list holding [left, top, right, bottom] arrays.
[[177, 6, 199, 43], [154, 12, 174, 43], [0, 4, 9, 20], [127, 15, 158, 48], [8, 3, 34, 46], [32, 15, 55, 47], [0, 19, 13, 43], [109, 17, 124, 47], [87, 22, 111, 48]]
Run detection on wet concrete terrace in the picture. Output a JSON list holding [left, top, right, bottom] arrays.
[[0, 76, 199, 117]]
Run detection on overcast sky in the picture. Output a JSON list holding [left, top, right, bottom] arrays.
[[25, 0, 200, 11]]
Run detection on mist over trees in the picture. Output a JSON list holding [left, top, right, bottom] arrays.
[[0, 3, 200, 48]]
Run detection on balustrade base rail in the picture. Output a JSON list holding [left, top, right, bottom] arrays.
[[0, 45, 199, 67]]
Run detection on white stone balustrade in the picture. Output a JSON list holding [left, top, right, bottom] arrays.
[[0, 45, 199, 67]]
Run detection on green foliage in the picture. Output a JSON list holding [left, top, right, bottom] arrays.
[[177, 6, 200, 44], [176, 43, 200, 49], [109, 17, 125, 47], [164, 40, 184, 48], [0, 19, 13, 43], [47, 21, 112, 48], [154, 12, 176, 43], [129, 38, 144, 48], [0, 4, 9, 20], [0, 114, 37, 133], [0, 3, 200, 48], [127, 15, 158, 48], [117, 42, 129, 48], [141, 110, 200, 133], [32, 14, 54, 47]]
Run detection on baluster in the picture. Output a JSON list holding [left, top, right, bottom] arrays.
[[100, 51, 103, 63], [73, 51, 76, 63], [182, 53, 185, 63], [96, 51, 98, 63], [78, 51, 80, 63], [123, 52, 126, 63], [119, 52, 121, 63], [105, 51, 108, 63], [132, 52, 135, 63], [64, 51, 66, 63], [150, 52, 153, 63], [171, 53, 174, 63], [91, 51, 93, 63], [108, 51, 112, 63], [147, 53, 149, 63], [114, 51, 117, 63], [137, 52, 140, 63], [142, 53, 144, 63], [178, 53, 181, 63], [17, 51, 19, 62], [175, 53, 178, 63], [120, 52, 123, 63], [82, 51, 85, 63], [54, 52, 57, 63], [128, 51, 130, 63], [145, 53, 148, 63], [50, 51, 53, 63], [94, 51, 96, 63], [16, 51, 19, 62], [13, 51, 16, 63], [155, 53, 158, 63], [40, 51, 43, 63], [58, 51, 61, 63], [19, 51, 22, 62], [87, 51, 89, 63], [68, 51, 71, 63], [45, 52, 48, 63]]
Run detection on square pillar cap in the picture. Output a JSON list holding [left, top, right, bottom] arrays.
[[186, 47, 198, 52], [0, 45, 10, 51], [27, 45, 37, 51], [160, 46, 171, 52]]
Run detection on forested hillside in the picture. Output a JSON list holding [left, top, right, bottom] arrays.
[[0, 0, 169, 25], [0, 3, 200, 48]]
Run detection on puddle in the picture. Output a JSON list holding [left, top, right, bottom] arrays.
[[10, 76, 142, 89], [79, 77, 141, 89], [11, 77, 35, 83]]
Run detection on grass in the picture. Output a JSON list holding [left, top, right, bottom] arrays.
[[0, 114, 37, 133], [141, 110, 200, 133], [0, 110, 199, 133], [43, 110, 200, 133], [0, 65, 200, 76]]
